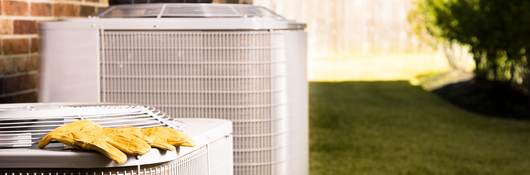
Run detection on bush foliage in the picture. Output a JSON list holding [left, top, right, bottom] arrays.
[[412, 0, 530, 90]]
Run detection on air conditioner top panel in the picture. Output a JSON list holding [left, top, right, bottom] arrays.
[[99, 3, 281, 19], [0, 103, 232, 168], [40, 4, 305, 30], [0, 118, 231, 168]]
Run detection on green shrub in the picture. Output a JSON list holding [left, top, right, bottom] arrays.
[[412, 0, 530, 90]]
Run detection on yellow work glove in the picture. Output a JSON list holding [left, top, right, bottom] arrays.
[[103, 127, 152, 156], [38, 120, 149, 164], [38, 120, 194, 164], [142, 127, 194, 151]]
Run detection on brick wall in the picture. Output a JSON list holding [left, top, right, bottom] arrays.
[[0, 0, 108, 103]]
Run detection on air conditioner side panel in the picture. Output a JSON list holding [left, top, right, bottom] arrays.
[[39, 28, 99, 102], [208, 135, 234, 175], [284, 30, 308, 175]]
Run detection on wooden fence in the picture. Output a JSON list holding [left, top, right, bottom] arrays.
[[254, 0, 434, 59]]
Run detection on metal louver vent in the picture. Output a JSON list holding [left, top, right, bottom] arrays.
[[99, 30, 287, 175], [99, 3, 283, 18], [0, 105, 182, 148], [163, 5, 239, 17], [2, 144, 209, 175]]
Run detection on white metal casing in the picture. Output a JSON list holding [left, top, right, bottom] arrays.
[[0, 103, 233, 175], [1, 118, 233, 174], [40, 4, 308, 175]]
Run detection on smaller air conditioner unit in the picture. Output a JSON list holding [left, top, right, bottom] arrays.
[[0, 103, 233, 175], [40, 4, 308, 175]]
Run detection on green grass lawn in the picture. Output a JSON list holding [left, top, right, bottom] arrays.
[[310, 81, 530, 175]]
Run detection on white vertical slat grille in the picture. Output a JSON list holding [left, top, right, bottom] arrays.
[[1, 146, 209, 175], [100, 31, 287, 175]]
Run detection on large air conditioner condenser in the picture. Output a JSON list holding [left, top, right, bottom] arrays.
[[0, 104, 233, 175], [40, 3, 308, 175]]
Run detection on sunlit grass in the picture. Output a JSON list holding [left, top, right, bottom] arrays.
[[310, 81, 530, 175], [308, 53, 450, 82]]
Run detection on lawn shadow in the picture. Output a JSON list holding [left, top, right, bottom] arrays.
[[432, 78, 530, 120]]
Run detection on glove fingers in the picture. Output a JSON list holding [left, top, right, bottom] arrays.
[[166, 130, 194, 147], [111, 128, 153, 144], [167, 137, 194, 147], [142, 127, 175, 150], [107, 135, 151, 155], [37, 134, 54, 148], [150, 140, 176, 151], [142, 127, 194, 149], [172, 139, 194, 147], [104, 128, 152, 155], [37, 132, 76, 149], [74, 136, 128, 164], [38, 120, 97, 148]]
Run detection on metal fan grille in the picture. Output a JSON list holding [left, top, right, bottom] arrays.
[[0, 105, 181, 148], [100, 31, 287, 175], [1, 146, 208, 175]]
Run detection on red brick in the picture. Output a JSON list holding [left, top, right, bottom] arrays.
[[30, 3, 52, 16], [30, 38, 39, 52], [0, 90, 38, 103], [30, 73, 38, 87], [0, 77, 5, 94], [14, 56, 33, 72], [0, 56, 38, 74], [0, 58, 16, 74], [4, 0, 29, 16], [29, 55, 39, 70], [0, 58, 7, 74], [13, 91, 38, 102], [80, 5, 96, 17], [53, 4, 80, 17], [3, 75, 19, 93], [0, 20, 12, 35], [2, 39, 30, 55], [2, 73, 37, 93], [0, 57, 34, 74], [14, 20, 38, 34], [3, 76, 17, 93]]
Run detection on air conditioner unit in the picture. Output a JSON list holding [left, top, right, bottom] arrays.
[[0, 103, 233, 175], [39, 3, 307, 175]]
